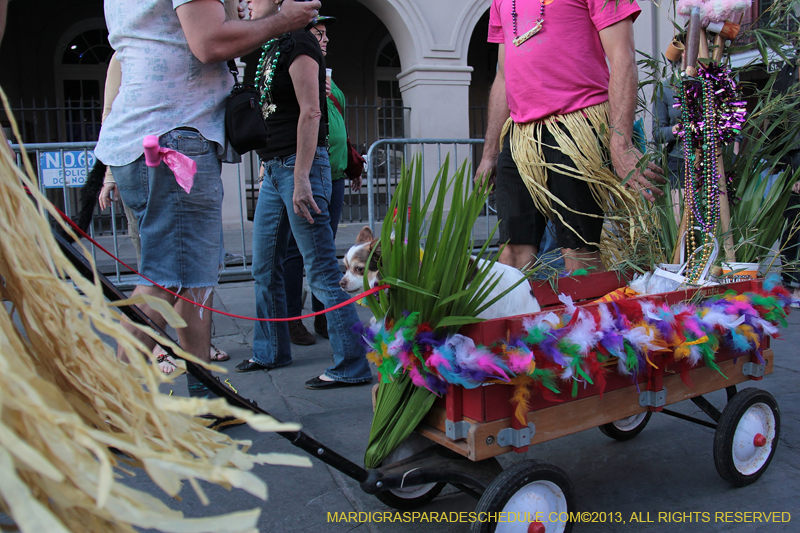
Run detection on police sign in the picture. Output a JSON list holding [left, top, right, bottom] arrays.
[[39, 150, 96, 188]]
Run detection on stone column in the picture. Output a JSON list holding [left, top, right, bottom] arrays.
[[397, 64, 474, 181], [360, 0, 490, 189]]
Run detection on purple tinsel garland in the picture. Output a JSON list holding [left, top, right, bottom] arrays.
[[674, 62, 747, 151]]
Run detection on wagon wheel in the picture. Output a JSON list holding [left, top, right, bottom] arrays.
[[375, 433, 446, 510], [471, 460, 575, 533], [599, 412, 652, 441], [714, 387, 780, 487]]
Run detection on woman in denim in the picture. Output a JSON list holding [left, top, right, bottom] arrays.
[[237, 0, 372, 389]]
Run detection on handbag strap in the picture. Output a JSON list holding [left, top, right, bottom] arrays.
[[227, 60, 241, 88], [328, 93, 356, 153], [328, 92, 344, 116]]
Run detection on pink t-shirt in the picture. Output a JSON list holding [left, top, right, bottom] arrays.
[[488, 0, 640, 123]]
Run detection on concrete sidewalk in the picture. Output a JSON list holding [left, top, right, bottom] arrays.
[[127, 281, 800, 533]]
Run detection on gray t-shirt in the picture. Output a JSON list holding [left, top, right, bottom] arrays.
[[95, 0, 230, 166]]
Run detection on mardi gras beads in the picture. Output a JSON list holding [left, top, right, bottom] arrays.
[[255, 39, 280, 118]]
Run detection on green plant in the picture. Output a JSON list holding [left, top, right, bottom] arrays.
[[722, 67, 799, 264], [362, 156, 534, 469], [635, 0, 800, 269], [363, 156, 530, 332]]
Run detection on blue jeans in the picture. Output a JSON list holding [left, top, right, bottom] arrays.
[[251, 149, 371, 382], [285, 177, 346, 316]]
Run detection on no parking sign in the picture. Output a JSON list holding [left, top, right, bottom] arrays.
[[39, 150, 96, 188]]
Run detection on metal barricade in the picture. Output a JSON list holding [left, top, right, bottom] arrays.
[[365, 138, 498, 249], [9, 138, 498, 289], [9, 141, 254, 289]]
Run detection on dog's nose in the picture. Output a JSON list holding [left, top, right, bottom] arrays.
[[339, 277, 346, 289]]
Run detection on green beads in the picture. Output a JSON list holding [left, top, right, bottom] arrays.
[[254, 39, 280, 117]]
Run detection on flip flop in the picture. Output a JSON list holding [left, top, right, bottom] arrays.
[[153, 344, 178, 374], [210, 344, 230, 362]]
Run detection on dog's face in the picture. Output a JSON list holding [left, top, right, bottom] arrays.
[[340, 226, 381, 293]]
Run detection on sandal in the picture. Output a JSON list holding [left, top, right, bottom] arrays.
[[156, 353, 178, 374], [210, 344, 230, 362], [153, 345, 178, 374]]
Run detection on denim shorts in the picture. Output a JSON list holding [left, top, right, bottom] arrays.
[[111, 128, 223, 288]]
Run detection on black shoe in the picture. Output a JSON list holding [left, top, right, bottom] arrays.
[[235, 359, 280, 372], [314, 314, 329, 338], [289, 320, 316, 346], [304, 376, 371, 390]]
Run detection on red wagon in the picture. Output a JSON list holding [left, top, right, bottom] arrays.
[[57, 236, 784, 533], [370, 272, 780, 533]]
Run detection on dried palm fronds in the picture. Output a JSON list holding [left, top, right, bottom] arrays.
[[0, 86, 309, 533], [504, 102, 651, 260]]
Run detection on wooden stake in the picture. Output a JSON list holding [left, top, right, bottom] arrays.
[[684, 9, 701, 77], [677, 12, 737, 264], [698, 28, 710, 62], [673, 208, 689, 263], [676, 9, 702, 263], [709, 34, 735, 261], [712, 33, 725, 62], [717, 153, 736, 262]]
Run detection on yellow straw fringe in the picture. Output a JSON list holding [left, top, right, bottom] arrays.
[[0, 85, 310, 533], [502, 103, 651, 264]]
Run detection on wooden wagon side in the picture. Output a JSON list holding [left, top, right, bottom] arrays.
[[415, 274, 774, 461]]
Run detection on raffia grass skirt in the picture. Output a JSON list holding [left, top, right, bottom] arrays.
[[500, 102, 660, 267]]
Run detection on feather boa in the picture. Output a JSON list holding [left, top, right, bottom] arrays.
[[359, 277, 792, 424], [677, 0, 752, 25]]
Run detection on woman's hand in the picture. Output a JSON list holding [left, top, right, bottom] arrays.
[[98, 182, 118, 210], [325, 78, 332, 98], [293, 176, 321, 224], [793, 181, 800, 194], [349, 175, 362, 192]]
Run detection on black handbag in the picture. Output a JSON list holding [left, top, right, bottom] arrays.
[[225, 60, 268, 155]]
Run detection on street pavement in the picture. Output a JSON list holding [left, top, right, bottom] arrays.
[[123, 279, 800, 533]]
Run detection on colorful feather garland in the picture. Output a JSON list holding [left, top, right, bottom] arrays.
[[359, 277, 792, 425]]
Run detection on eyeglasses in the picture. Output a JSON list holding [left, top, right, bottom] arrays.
[[311, 29, 326, 42]]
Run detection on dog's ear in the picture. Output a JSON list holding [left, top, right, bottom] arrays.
[[356, 226, 373, 244]]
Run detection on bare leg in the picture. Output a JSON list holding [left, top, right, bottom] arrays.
[[116, 285, 212, 365], [499, 244, 538, 270], [174, 288, 213, 364], [561, 247, 605, 273], [116, 284, 174, 363]]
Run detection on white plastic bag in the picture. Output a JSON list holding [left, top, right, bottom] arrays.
[[631, 235, 719, 295]]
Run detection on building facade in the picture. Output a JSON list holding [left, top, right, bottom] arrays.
[[0, 0, 690, 145], [1, 0, 792, 228]]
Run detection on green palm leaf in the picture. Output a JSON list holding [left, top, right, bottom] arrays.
[[363, 155, 531, 468]]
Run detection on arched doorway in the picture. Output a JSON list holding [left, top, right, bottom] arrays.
[[375, 36, 405, 139], [54, 20, 113, 142], [467, 9, 495, 139]]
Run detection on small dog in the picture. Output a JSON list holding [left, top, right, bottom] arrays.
[[340, 227, 540, 320]]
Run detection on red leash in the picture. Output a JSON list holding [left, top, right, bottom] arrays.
[[55, 205, 388, 322]]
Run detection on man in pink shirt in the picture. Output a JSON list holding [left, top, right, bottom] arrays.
[[476, 0, 664, 272]]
